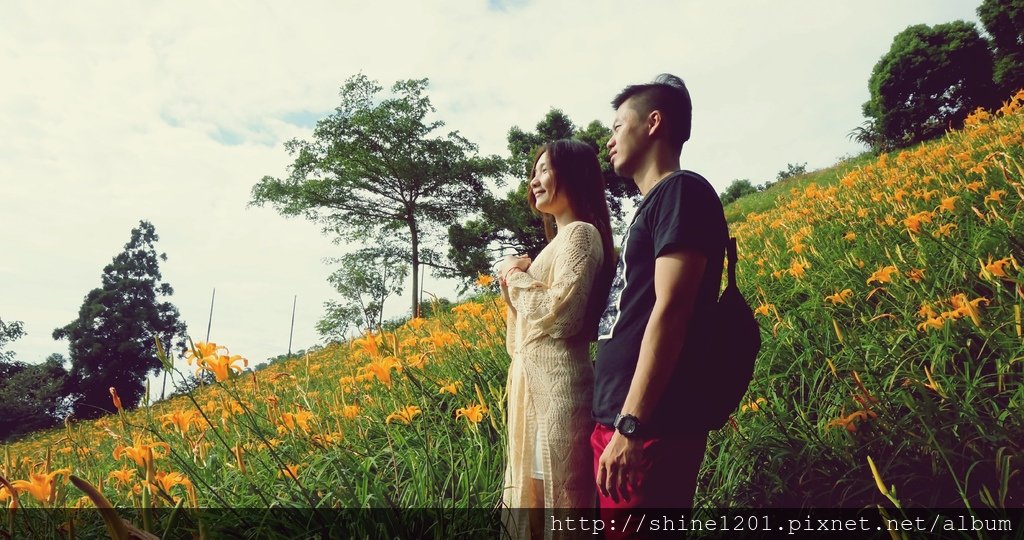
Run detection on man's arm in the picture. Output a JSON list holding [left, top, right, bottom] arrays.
[[597, 247, 707, 502], [621, 248, 706, 419]]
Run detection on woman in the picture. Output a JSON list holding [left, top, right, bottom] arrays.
[[498, 139, 616, 538]]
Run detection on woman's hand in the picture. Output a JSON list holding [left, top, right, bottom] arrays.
[[496, 255, 531, 285]]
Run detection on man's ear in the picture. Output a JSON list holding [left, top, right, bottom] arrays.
[[647, 109, 663, 138]]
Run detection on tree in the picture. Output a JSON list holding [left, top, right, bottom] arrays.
[[316, 244, 408, 341], [251, 75, 505, 317], [53, 220, 187, 419], [445, 109, 639, 287], [0, 317, 25, 364], [863, 22, 996, 149], [847, 119, 889, 152], [0, 353, 71, 442], [776, 162, 807, 181], [978, 0, 1024, 98], [719, 179, 758, 205]]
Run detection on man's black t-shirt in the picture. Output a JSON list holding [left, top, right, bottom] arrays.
[[593, 170, 728, 437]]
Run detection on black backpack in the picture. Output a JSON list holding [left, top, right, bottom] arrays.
[[698, 237, 762, 430]]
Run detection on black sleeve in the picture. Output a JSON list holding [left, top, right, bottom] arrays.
[[647, 175, 725, 259]]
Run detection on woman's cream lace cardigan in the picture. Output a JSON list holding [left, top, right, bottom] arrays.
[[501, 221, 603, 537]]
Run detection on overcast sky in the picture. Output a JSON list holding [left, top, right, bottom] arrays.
[[1, 1, 984, 391]]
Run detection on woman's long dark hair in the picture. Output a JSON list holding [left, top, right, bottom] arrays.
[[527, 139, 616, 341]]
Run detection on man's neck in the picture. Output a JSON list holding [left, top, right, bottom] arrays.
[[633, 152, 682, 196]]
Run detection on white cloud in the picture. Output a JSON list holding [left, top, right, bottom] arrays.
[[1, 0, 983, 386]]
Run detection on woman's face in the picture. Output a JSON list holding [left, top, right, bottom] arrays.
[[531, 152, 569, 216]]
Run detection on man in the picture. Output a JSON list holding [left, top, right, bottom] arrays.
[[592, 74, 728, 524]]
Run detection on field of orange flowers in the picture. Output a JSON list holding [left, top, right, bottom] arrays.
[[1, 90, 1022, 537]]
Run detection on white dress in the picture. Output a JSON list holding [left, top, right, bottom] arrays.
[[501, 221, 603, 539]]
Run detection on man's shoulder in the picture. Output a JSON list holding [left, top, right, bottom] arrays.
[[665, 170, 716, 196], [643, 170, 721, 208]]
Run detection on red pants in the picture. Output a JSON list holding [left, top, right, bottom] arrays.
[[590, 423, 708, 539]]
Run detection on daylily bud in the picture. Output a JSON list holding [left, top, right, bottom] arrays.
[[109, 387, 123, 412]]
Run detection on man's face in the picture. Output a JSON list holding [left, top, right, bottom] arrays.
[[606, 98, 648, 179]]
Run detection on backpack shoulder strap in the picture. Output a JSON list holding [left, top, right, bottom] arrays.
[[727, 237, 738, 288]]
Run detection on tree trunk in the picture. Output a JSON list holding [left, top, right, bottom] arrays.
[[410, 219, 420, 318]]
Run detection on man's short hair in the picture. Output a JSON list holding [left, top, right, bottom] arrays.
[[611, 74, 692, 152]]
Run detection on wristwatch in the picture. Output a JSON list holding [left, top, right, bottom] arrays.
[[613, 413, 641, 438]]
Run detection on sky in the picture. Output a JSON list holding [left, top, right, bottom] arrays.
[[0, 0, 985, 395]]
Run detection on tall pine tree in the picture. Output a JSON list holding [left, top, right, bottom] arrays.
[[54, 220, 186, 419]]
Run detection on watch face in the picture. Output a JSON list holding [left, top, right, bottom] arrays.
[[621, 417, 637, 434]]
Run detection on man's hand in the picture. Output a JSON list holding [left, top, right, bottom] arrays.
[[596, 431, 646, 503]]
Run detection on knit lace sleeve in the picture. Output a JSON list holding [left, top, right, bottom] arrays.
[[505, 222, 602, 339]]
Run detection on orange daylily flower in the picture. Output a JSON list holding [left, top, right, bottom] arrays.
[[917, 317, 946, 332], [405, 353, 428, 369], [827, 410, 877, 432], [195, 353, 249, 382], [438, 380, 463, 395], [979, 256, 1016, 280], [866, 265, 899, 285], [741, 397, 767, 413], [453, 302, 485, 317], [341, 405, 360, 420], [935, 223, 957, 237], [406, 317, 427, 331], [984, 189, 1007, 204], [278, 409, 315, 434], [363, 356, 402, 387], [963, 180, 985, 192], [159, 410, 199, 436], [950, 294, 989, 327], [902, 211, 933, 234], [475, 274, 495, 288], [907, 268, 925, 283], [789, 259, 809, 279], [754, 303, 775, 318], [278, 464, 303, 481], [11, 467, 72, 505], [385, 405, 422, 425], [185, 341, 248, 382], [455, 403, 489, 425], [107, 468, 136, 488], [113, 437, 170, 469], [150, 471, 192, 503], [350, 332, 382, 359], [937, 196, 958, 213], [825, 289, 853, 305]]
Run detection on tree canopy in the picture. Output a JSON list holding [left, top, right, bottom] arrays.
[[978, 0, 1024, 97], [251, 75, 504, 316], [0, 353, 70, 442], [862, 21, 996, 149], [316, 243, 408, 341], [0, 317, 25, 364], [53, 220, 186, 419], [719, 179, 758, 205], [445, 109, 638, 287]]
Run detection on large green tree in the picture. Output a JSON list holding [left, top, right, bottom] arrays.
[[53, 220, 187, 419], [978, 0, 1024, 98], [863, 21, 996, 149], [445, 109, 638, 286], [251, 75, 504, 316]]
